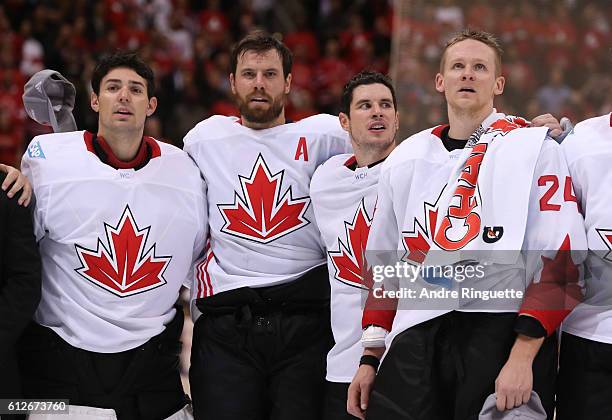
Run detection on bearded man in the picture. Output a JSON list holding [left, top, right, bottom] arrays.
[[184, 31, 351, 420]]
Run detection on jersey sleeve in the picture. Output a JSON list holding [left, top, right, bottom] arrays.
[[361, 165, 399, 331], [21, 139, 48, 242], [519, 139, 587, 336]]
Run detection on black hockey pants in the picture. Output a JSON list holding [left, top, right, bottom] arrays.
[[366, 312, 557, 420], [18, 306, 188, 420], [190, 265, 333, 420]]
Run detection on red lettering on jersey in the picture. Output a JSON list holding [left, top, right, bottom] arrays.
[[538, 175, 581, 212], [487, 116, 529, 135], [294, 136, 309, 161], [538, 175, 561, 211], [434, 143, 487, 250], [449, 185, 477, 218], [435, 213, 481, 250], [563, 176, 578, 204], [460, 143, 487, 186]]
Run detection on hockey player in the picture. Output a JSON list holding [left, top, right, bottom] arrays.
[[0, 168, 40, 412], [557, 113, 612, 419], [310, 71, 398, 420], [184, 31, 350, 419], [19, 52, 207, 419], [348, 29, 586, 420]]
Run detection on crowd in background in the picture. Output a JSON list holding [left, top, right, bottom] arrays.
[[0, 0, 610, 166]]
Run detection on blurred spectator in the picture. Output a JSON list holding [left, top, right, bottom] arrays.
[[285, 14, 320, 63], [166, 9, 194, 63], [19, 20, 43, 77], [371, 14, 392, 59], [146, 0, 172, 33], [465, 0, 495, 32], [315, 37, 350, 113], [340, 13, 372, 64], [198, 0, 230, 48], [434, 0, 464, 30], [537, 68, 572, 116]]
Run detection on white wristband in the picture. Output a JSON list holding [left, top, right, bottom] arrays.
[[361, 325, 388, 348]]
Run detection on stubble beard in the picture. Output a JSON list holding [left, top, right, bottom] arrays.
[[352, 127, 397, 157]]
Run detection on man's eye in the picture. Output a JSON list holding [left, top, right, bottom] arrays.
[[475, 63, 486, 71], [242, 71, 255, 78], [265, 72, 277, 78], [359, 103, 371, 109], [452, 63, 463, 69], [131, 87, 143, 94], [108, 85, 119, 91]]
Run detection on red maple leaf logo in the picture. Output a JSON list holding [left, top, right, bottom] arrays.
[[487, 116, 529, 136], [328, 199, 373, 290], [218, 154, 310, 243], [521, 235, 582, 333], [75, 206, 172, 297], [402, 200, 439, 263], [596, 228, 612, 262]]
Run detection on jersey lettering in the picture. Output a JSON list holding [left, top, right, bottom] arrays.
[[434, 143, 487, 250], [294, 136, 309, 161]]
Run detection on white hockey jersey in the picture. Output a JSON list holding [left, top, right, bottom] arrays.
[[22, 131, 207, 353], [311, 153, 380, 383], [562, 113, 612, 343], [365, 111, 587, 347], [184, 114, 350, 297]]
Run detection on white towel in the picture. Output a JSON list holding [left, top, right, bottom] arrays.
[[425, 112, 548, 267]]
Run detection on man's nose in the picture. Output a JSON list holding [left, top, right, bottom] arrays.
[[371, 102, 383, 116], [118, 86, 130, 101], [254, 72, 265, 88], [461, 67, 475, 81]]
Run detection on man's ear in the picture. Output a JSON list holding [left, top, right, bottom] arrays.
[[147, 97, 158, 116], [229, 73, 236, 95], [339, 112, 350, 132], [90, 92, 99, 113], [494, 75, 505, 96], [434, 73, 445, 93], [284, 73, 292, 94]]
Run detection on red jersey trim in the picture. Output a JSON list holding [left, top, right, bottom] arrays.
[[196, 241, 215, 298], [83, 131, 161, 169], [431, 124, 449, 139], [344, 155, 357, 168]]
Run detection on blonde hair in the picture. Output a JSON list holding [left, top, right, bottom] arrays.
[[440, 29, 503, 76]]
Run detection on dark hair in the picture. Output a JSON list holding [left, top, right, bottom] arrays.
[[440, 29, 504, 76], [230, 31, 293, 78], [340, 70, 397, 115], [91, 51, 156, 97]]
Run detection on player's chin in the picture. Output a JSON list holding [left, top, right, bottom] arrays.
[[366, 128, 389, 138], [112, 115, 134, 122], [248, 101, 271, 110], [452, 96, 482, 109]]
